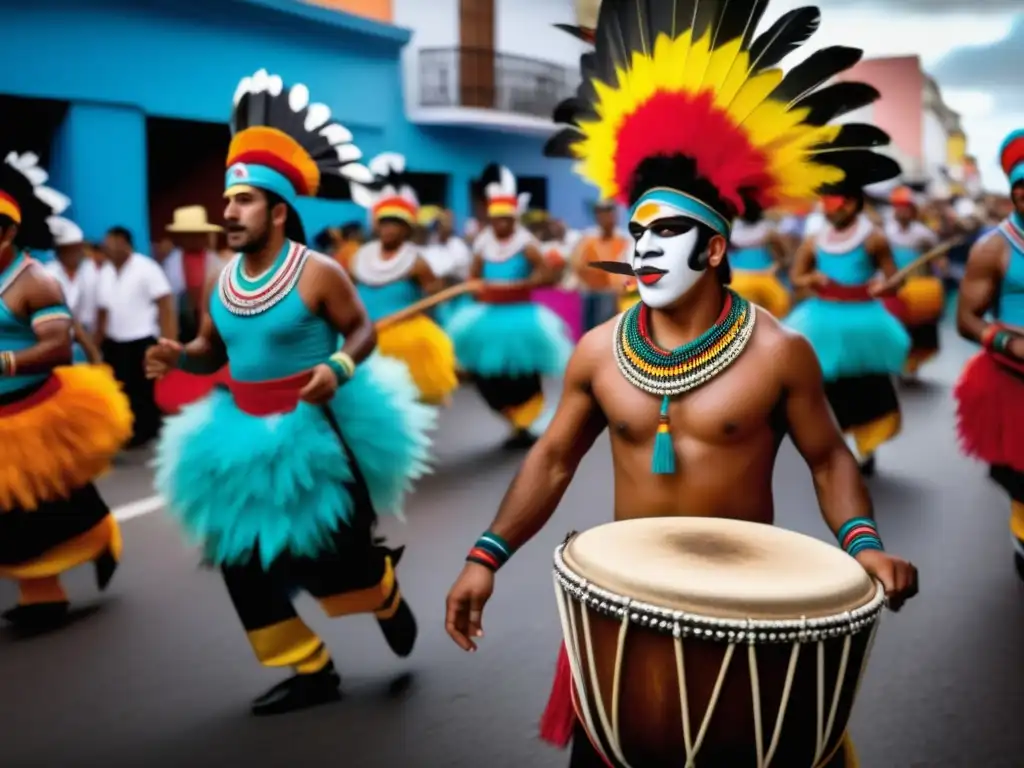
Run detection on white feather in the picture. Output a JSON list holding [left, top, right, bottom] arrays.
[[341, 163, 375, 184], [4, 151, 17, 166], [369, 152, 405, 177], [498, 165, 516, 195], [400, 185, 420, 207], [320, 123, 352, 145], [350, 182, 377, 210], [35, 186, 71, 215], [23, 167, 47, 186], [252, 69, 270, 93], [267, 74, 284, 97], [304, 103, 331, 132], [12, 152, 40, 171], [380, 184, 398, 197], [288, 83, 310, 113], [517, 192, 531, 213], [485, 181, 502, 200], [233, 77, 253, 105], [335, 143, 362, 163], [47, 216, 83, 245]]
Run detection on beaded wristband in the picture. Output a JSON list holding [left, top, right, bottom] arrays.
[[982, 325, 1014, 354], [837, 517, 884, 557], [325, 351, 356, 384], [466, 531, 514, 572], [0, 350, 15, 377]]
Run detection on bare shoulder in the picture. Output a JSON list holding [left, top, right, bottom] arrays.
[[24, 261, 65, 301], [568, 316, 616, 379], [748, 311, 819, 383], [968, 228, 1006, 266]]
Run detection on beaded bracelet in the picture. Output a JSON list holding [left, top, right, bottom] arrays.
[[466, 531, 514, 572], [837, 517, 884, 557], [982, 325, 1014, 354], [0, 350, 16, 377], [325, 351, 356, 384]]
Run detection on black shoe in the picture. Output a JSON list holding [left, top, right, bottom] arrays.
[[502, 430, 537, 450], [251, 663, 341, 716], [95, 551, 118, 591], [2, 601, 70, 629], [1015, 553, 1024, 584], [377, 596, 417, 658], [859, 455, 876, 477]]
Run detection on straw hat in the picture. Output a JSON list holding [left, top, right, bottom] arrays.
[[166, 205, 223, 233]]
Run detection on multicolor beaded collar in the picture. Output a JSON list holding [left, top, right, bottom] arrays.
[[614, 289, 756, 474], [219, 240, 309, 316]]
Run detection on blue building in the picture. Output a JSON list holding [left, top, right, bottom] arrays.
[[0, 0, 597, 250]]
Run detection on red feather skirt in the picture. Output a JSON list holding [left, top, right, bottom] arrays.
[[954, 350, 1024, 471], [154, 368, 232, 415]]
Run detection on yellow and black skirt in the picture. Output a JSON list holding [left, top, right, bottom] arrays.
[[377, 314, 459, 405], [0, 366, 132, 575], [729, 268, 792, 318]]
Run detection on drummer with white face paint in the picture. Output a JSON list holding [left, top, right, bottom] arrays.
[[446, 2, 920, 766]]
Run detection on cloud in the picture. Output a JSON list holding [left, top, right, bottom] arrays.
[[816, 0, 1020, 8], [932, 15, 1023, 90]]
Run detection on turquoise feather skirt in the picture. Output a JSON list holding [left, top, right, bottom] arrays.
[[153, 355, 436, 568], [784, 298, 911, 381], [444, 301, 573, 378]]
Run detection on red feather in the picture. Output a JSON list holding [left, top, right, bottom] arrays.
[[1000, 131, 1024, 178], [612, 91, 774, 213]]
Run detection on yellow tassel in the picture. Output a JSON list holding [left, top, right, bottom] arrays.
[[0, 365, 133, 511]]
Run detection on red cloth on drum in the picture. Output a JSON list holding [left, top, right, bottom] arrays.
[[540, 644, 576, 748], [954, 350, 1024, 471], [154, 367, 232, 415]]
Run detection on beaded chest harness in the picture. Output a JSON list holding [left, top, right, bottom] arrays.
[[614, 289, 756, 474], [219, 240, 309, 316]]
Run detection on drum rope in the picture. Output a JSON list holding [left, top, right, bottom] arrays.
[[581, 600, 633, 766], [553, 575, 606, 762], [760, 640, 803, 766], [673, 638, 694, 756], [610, 616, 630, 751], [682, 638, 735, 766], [822, 636, 854, 753]]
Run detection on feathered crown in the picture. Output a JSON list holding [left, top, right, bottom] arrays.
[[546, 1, 901, 238], [480, 164, 531, 219], [999, 129, 1024, 187], [226, 69, 373, 205], [351, 153, 421, 225], [0, 152, 71, 250]]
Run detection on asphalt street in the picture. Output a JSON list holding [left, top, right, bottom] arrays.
[[1, 324, 1022, 768]]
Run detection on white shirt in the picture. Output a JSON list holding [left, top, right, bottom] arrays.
[[424, 236, 473, 280], [45, 258, 99, 332], [97, 254, 172, 342]]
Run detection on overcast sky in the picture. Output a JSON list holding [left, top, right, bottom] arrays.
[[762, 0, 1020, 192]]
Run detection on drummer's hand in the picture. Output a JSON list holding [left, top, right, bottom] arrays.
[[1005, 335, 1024, 361], [144, 338, 182, 380], [445, 562, 495, 652], [855, 550, 918, 611], [299, 364, 339, 405], [867, 278, 895, 298]]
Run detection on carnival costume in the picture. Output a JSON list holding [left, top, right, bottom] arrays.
[[153, 69, 435, 713], [882, 187, 943, 374], [0, 152, 132, 627], [444, 164, 573, 444], [537, 2, 900, 762], [350, 153, 458, 405], [785, 201, 909, 464], [955, 129, 1024, 578], [729, 217, 791, 317]]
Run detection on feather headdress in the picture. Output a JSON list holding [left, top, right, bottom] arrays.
[[0, 152, 71, 250], [226, 69, 373, 205], [1000, 129, 1024, 187], [480, 164, 531, 219], [546, 1, 901, 237], [351, 153, 421, 225]]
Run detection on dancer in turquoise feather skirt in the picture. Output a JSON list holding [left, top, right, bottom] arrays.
[[444, 164, 573, 448], [787, 186, 910, 475], [146, 69, 435, 717]]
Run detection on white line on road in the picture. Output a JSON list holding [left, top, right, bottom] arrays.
[[112, 495, 164, 521]]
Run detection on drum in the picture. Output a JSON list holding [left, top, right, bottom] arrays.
[[553, 517, 885, 767]]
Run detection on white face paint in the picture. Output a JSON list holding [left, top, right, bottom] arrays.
[[631, 222, 703, 309]]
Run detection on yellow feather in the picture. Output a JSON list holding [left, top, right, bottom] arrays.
[[702, 38, 744, 94], [680, 29, 712, 92], [724, 70, 783, 122]]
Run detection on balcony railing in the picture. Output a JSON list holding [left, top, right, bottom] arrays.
[[417, 47, 580, 120]]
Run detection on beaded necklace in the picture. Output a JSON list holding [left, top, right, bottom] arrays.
[[219, 240, 309, 316], [614, 289, 756, 474]]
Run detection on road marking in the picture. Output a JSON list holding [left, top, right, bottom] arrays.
[[112, 495, 164, 521]]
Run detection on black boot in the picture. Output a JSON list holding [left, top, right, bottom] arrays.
[[502, 429, 537, 450], [2, 601, 70, 629], [251, 662, 341, 716], [376, 586, 417, 658], [94, 550, 118, 591], [858, 455, 876, 477]]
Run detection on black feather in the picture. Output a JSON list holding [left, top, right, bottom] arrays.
[[816, 151, 902, 193], [553, 97, 587, 126], [812, 123, 891, 152], [544, 128, 582, 158], [747, 7, 820, 73], [0, 161, 58, 250], [792, 81, 879, 125], [554, 23, 594, 44], [479, 163, 504, 188], [710, 0, 770, 51], [771, 46, 863, 104]]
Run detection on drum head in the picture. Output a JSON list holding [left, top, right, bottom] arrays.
[[562, 517, 876, 620]]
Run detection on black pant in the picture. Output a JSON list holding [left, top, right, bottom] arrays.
[[102, 337, 161, 447], [823, 374, 899, 432]]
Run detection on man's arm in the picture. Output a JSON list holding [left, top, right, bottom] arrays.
[[148, 261, 178, 340], [412, 256, 443, 294], [73, 318, 103, 363], [468, 253, 484, 280], [483, 330, 608, 550], [5, 271, 74, 374], [868, 230, 899, 280], [308, 255, 376, 364], [524, 242, 557, 287], [956, 234, 1004, 344], [175, 272, 228, 374], [788, 236, 819, 288]]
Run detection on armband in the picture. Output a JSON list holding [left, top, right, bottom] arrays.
[[983, 325, 1014, 355], [466, 531, 514, 572], [0, 350, 15, 377], [837, 517, 884, 558], [325, 351, 356, 384]]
